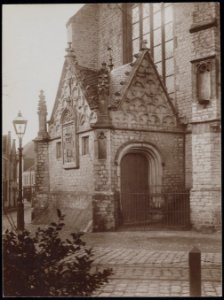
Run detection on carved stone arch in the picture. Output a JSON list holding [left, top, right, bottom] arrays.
[[115, 141, 163, 190], [60, 106, 75, 125]]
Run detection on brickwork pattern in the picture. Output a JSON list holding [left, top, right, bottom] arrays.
[[111, 130, 185, 191], [190, 189, 221, 231], [97, 4, 123, 69], [189, 2, 221, 230], [48, 132, 95, 193], [67, 5, 98, 69]]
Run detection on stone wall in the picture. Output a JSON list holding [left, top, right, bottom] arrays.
[[67, 4, 124, 69], [33, 131, 95, 231], [97, 4, 123, 68], [32, 140, 50, 218], [48, 131, 95, 193], [67, 4, 98, 69], [189, 2, 221, 231], [92, 128, 185, 231], [111, 130, 185, 190]]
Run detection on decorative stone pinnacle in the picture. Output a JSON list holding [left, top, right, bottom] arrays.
[[37, 90, 48, 138], [65, 42, 77, 65], [38, 90, 47, 114], [39, 90, 45, 101]]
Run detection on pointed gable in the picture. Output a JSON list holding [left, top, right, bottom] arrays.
[[48, 59, 99, 138], [110, 50, 181, 130]]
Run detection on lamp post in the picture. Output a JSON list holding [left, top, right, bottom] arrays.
[[13, 111, 27, 231]]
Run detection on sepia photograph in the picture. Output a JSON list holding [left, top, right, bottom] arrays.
[[2, 2, 221, 297]]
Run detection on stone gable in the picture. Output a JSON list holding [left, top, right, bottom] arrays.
[[110, 50, 180, 130], [48, 62, 98, 139]]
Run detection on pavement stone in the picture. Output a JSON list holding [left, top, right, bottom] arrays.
[[90, 247, 222, 297], [3, 207, 222, 297]]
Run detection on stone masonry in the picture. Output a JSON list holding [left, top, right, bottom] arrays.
[[33, 3, 221, 232]]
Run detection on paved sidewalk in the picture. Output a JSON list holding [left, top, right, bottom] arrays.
[[3, 207, 222, 297], [89, 248, 222, 297]]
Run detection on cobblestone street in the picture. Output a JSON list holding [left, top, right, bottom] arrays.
[[90, 248, 221, 297], [3, 206, 222, 297]]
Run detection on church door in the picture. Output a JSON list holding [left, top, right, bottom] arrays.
[[120, 153, 149, 225]]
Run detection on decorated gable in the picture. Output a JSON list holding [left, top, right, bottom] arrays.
[[48, 64, 98, 140], [110, 50, 179, 130]]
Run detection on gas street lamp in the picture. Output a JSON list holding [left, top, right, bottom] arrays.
[[13, 111, 27, 231]]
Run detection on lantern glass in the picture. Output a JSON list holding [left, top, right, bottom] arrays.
[[13, 111, 27, 139]]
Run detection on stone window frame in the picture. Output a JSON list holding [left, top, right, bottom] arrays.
[[191, 55, 217, 106], [56, 141, 62, 159], [81, 136, 89, 156], [115, 141, 164, 210]]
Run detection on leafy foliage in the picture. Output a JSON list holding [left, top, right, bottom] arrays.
[[3, 209, 113, 296]]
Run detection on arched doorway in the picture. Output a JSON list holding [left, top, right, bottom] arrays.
[[116, 142, 163, 227], [120, 152, 149, 225]]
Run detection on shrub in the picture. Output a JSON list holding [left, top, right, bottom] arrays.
[[3, 209, 113, 296]]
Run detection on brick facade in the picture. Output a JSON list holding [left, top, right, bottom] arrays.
[[189, 2, 221, 231], [33, 3, 221, 232]]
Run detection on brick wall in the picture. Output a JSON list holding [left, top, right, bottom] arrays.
[[97, 4, 123, 68], [48, 131, 95, 192], [67, 4, 98, 69], [189, 2, 221, 231], [111, 130, 185, 190], [67, 4, 124, 69], [92, 128, 185, 231]]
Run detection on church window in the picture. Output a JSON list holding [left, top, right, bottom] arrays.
[[129, 3, 174, 97], [82, 136, 89, 155]]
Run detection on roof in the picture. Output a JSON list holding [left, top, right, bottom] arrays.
[[49, 49, 179, 125]]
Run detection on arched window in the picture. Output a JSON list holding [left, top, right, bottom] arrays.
[[128, 3, 174, 97]]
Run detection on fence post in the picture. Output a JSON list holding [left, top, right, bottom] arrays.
[[189, 246, 201, 296]]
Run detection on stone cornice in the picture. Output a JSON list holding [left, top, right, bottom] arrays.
[[190, 118, 220, 125], [190, 54, 216, 64]]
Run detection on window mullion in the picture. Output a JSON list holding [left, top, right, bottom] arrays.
[[139, 4, 143, 49], [161, 3, 166, 82], [150, 5, 153, 57]]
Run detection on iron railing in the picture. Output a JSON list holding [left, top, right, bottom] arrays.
[[120, 186, 190, 229]]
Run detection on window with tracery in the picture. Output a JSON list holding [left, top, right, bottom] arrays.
[[130, 3, 174, 97]]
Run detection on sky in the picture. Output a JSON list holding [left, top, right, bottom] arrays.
[[3, 4, 84, 146]]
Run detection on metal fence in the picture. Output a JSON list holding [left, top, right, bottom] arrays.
[[120, 186, 190, 229]]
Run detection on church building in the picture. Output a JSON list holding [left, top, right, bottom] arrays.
[[33, 3, 221, 232]]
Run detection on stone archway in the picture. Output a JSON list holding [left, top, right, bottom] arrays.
[[115, 142, 163, 226]]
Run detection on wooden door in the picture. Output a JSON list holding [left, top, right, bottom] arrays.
[[120, 153, 149, 225]]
